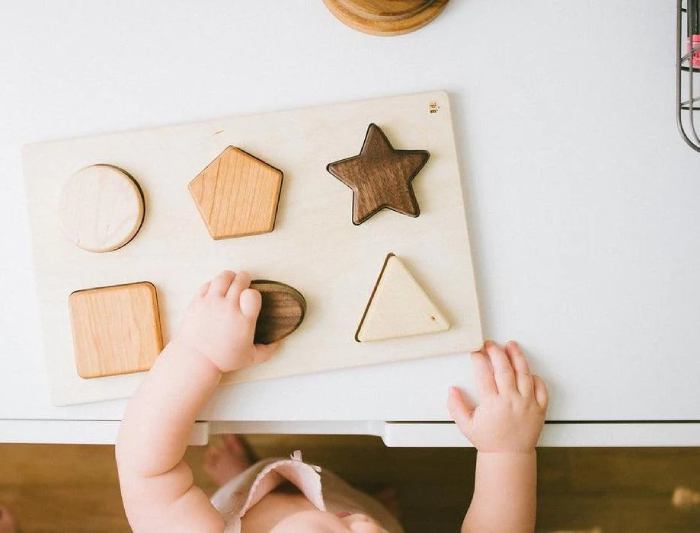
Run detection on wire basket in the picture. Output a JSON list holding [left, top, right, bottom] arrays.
[[677, 0, 700, 152]]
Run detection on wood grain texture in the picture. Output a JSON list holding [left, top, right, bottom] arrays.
[[2, 440, 700, 533], [188, 147, 283, 240], [327, 123, 429, 225], [58, 164, 144, 253], [68, 282, 162, 379], [251, 280, 306, 345], [356, 253, 449, 342], [24, 91, 483, 405], [322, 0, 449, 36]]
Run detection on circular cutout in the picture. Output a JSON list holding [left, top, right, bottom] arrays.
[[322, 0, 449, 36], [59, 164, 145, 253]]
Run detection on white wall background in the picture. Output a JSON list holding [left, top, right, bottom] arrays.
[[0, 1, 699, 422]]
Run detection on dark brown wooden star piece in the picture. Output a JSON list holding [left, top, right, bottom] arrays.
[[327, 123, 430, 225]]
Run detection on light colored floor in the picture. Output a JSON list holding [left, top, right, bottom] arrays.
[[1, 436, 699, 532]]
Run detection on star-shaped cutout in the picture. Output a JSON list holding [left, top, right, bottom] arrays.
[[327, 123, 430, 225]]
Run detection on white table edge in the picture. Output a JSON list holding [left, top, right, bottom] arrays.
[[2, 419, 699, 447]]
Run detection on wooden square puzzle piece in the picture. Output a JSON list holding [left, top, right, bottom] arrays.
[[69, 282, 163, 379], [188, 147, 283, 240]]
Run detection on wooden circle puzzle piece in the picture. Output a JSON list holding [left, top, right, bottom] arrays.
[[251, 280, 306, 344], [322, 0, 449, 36], [356, 253, 449, 342], [69, 282, 163, 379], [59, 164, 145, 253], [327, 123, 430, 225], [188, 147, 283, 240]]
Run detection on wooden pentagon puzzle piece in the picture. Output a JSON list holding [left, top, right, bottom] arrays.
[[189, 147, 283, 240], [251, 280, 306, 344], [327, 123, 429, 225], [356, 253, 449, 342], [59, 164, 145, 252], [69, 282, 163, 378]]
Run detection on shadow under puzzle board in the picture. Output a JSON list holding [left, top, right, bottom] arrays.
[[23, 91, 483, 406]]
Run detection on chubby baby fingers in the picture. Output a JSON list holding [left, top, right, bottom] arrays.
[[447, 387, 475, 435], [226, 271, 252, 302], [485, 341, 517, 394], [471, 351, 497, 398], [533, 375, 549, 410], [504, 341, 536, 398], [516, 372, 535, 399], [210, 270, 236, 296], [239, 288, 262, 319], [505, 341, 530, 375]]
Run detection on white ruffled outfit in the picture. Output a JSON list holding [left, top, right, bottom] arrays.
[[210, 450, 403, 532]]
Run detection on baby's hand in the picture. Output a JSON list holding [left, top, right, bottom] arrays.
[[448, 340, 548, 453], [172, 270, 276, 373]]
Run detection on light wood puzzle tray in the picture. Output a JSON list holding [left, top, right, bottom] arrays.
[[23, 91, 483, 406]]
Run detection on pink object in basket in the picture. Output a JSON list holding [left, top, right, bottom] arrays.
[[689, 34, 700, 68]]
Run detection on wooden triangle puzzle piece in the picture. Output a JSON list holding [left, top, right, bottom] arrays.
[[356, 253, 449, 342]]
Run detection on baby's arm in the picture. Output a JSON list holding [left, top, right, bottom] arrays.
[[116, 271, 276, 532], [448, 341, 548, 533]]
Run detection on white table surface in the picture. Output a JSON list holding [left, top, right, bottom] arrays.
[[1, 1, 699, 439]]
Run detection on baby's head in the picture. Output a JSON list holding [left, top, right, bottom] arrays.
[[271, 510, 387, 532]]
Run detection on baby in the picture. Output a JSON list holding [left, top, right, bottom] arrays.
[[116, 270, 548, 532]]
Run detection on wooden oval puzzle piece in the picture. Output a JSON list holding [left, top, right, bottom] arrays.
[[251, 280, 306, 344], [59, 164, 145, 253]]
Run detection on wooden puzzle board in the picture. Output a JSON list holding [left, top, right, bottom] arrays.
[[23, 91, 483, 406]]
